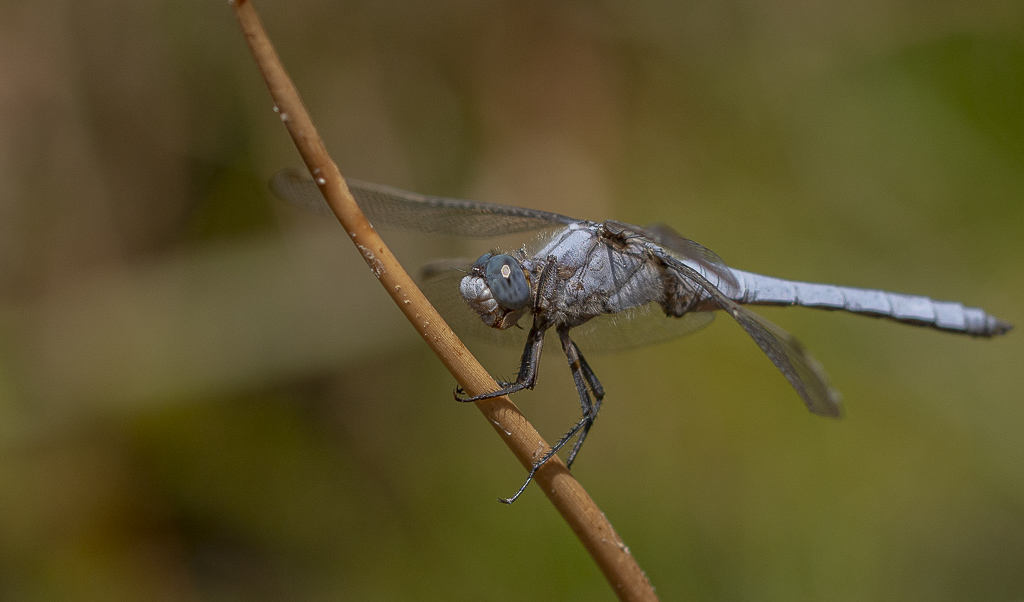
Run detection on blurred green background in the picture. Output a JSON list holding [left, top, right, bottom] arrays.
[[0, 0, 1021, 599]]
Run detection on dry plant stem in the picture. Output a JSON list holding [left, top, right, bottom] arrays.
[[230, 2, 657, 600]]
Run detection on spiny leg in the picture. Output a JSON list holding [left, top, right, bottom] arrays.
[[561, 332, 604, 468], [499, 412, 592, 504], [499, 327, 603, 504], [455, 324, 546, 402], [557, 328, 604, 468]]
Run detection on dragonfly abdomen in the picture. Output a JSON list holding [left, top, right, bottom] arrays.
[[730, 269, 1011, 338]]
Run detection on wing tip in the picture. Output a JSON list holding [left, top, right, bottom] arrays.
[[809, 397, 845, 419]]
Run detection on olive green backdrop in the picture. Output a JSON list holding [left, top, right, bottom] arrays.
[[0, 0, 1021, 599]]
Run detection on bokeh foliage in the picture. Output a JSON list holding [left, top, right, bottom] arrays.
[[0, 0, 1021, 599]]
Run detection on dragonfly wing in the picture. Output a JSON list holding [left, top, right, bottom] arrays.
[[720, 298, 842, 417], [653, 247, 843, 418], [634, 222, 743, 298], [271, 169, 578, 237], [569, 304, 716, 355]]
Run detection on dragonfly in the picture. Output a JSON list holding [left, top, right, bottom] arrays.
[[271, 169, 1013, 503]]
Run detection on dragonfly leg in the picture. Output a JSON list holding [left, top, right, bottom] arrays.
[[499, 412, 591, 504], [560, 331, 604, 468], [498, 328, 604, 504], [455, 324, 546, 402]]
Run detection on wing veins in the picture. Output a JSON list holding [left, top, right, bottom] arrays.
[[270, 169, 577, 237], [656, 250, 843, 417]]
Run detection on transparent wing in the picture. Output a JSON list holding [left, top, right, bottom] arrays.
[[652, 247, 843, 417], [632, 221, 743, 298], [721, 298, 843, 417], [616, 222, 841, 417], [568, 305, 716, 355], [270, 169, 578, 237]]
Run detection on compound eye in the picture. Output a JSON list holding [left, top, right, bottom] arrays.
[[484, 254, 530, 310], [471, 252, 493, 268]]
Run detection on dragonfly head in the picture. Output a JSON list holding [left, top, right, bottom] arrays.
[[460, 253, 532, 330]]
